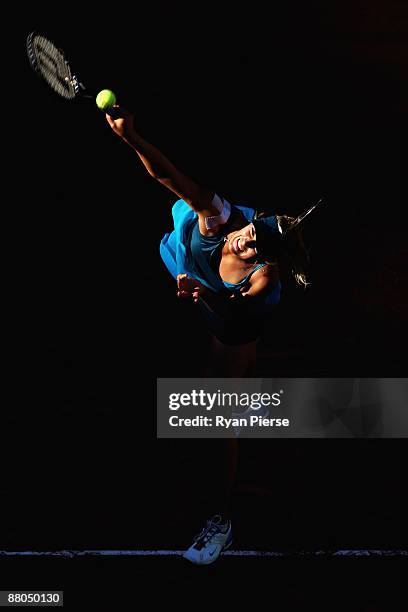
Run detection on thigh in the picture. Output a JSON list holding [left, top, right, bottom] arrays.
[[210, 335, 258, 377], [196, 300, 263, 346]]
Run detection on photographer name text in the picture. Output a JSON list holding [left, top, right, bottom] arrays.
[[168, 415, 290, 428]]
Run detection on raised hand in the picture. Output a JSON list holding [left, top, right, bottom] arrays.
[[105, 106, 135, 142]]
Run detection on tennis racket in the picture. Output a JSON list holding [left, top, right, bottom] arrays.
[[26, 31, 122, 118]]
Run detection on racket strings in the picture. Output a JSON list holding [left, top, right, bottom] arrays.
[[28, 34, 76, 99]]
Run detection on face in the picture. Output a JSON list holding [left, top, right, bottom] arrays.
[[225, 223, 258, 260]]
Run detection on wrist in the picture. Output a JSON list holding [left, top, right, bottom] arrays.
[[198, 285, 209, 297], [125, 130, 143, 148]]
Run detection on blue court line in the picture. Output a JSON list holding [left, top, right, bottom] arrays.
[[0, 550, 407, 557]]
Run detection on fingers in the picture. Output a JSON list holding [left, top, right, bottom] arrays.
[[105, 114, 115, 127], [177, 290, 201, 302], [176, 274, 202, 301], [105, 105, 129, 126], [112, 104, 127, 116], [177, 273, 190, 290]]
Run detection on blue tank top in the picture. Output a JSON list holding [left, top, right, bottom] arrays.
[[189, 208, 266, 293], [159, 199, 281, 309]]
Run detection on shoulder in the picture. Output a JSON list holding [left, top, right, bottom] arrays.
[[242, 263, 280, 297], [253, 263, 279, 284]]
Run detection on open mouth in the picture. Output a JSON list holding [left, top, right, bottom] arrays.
[[233, 236, 243, 253]]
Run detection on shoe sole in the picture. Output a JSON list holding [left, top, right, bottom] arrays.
[[222, 535, 233, 554], [183, 533, 233, 565]]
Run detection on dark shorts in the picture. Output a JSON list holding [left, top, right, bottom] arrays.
[[197, 300, 264, 345]]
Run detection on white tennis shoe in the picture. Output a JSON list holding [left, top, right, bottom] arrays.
[[183, 515, 232, 565]]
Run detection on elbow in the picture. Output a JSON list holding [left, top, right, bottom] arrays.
[[145, 164, 170, 181], [154, 173, 173, 184], [149, 170, 164, 180]]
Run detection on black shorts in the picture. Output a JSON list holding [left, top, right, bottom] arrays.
[[197, 300, 264, 345]]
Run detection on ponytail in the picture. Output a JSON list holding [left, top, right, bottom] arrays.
[[276, 215, 310, 288]]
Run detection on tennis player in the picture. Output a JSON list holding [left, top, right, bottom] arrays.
[[105, 106, 319, 565]]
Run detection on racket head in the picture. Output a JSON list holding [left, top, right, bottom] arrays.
[[27, 31, 83, 100]]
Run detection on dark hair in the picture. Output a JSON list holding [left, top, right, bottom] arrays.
[[276, 215, 310, 288]]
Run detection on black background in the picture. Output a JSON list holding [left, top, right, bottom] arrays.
[[2, 2, 408, 605]]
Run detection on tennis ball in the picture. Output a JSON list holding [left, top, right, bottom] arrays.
[[96, 89, 117, 110]]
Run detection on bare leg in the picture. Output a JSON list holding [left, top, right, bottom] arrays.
[[206, 437, 239, 521], [201, 336, 258, 520]]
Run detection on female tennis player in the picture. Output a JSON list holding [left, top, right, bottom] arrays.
[[105, 106, 319, 565]]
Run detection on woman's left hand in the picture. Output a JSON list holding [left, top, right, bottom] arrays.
[[105, 106, 136, 143], [177, 274, 205, 302]]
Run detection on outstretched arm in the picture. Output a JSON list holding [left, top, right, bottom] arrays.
[[105, 107, 219, 217]]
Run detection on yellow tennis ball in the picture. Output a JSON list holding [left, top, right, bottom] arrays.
[[96, 89, 116, 110]]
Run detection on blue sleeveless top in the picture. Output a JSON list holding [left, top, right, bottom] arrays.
[[189, 219, 267, 293], [160, 199, 281, 309]]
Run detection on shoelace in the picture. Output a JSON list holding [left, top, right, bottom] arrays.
[[194, 519, 222, 545]]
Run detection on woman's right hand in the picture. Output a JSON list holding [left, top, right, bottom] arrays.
[[177, 274, 206, 302], [105, 106, 135, 142]]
